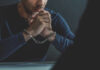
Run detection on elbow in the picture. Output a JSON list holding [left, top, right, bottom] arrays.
[[0, 46, 8, 62], [67, 31, 76, 40]]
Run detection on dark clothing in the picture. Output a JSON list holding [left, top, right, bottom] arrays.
[[52, 0, 100, 70], [0, 4, 75, 62]]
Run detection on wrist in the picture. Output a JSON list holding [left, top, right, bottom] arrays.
[[25, 29, 36, 37], [47, 32, 56, 42], [23, 31, 32, 41]]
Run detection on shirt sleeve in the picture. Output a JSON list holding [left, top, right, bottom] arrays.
[[0, 32, 26, 61], [51, 13, 75, 52]]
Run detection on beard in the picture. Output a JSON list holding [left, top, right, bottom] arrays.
[[23, 4, 33, 14]]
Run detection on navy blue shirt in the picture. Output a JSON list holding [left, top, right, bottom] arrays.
[[0, 4, 75, 62]]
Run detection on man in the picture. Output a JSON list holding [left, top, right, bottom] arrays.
[[0, 0, 75, 62]]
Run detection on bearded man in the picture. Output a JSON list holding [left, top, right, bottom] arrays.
[[0, 0, 75, 62]]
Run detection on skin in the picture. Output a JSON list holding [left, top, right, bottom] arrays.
[[18, 0, 56, 42]]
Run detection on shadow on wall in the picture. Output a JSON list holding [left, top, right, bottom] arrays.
[[46, 0, 88, 61], [47, 0, 88, 32]]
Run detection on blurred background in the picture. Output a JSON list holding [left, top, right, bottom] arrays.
[[0, 0, 88, 61]]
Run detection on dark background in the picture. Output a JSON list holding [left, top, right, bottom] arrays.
[[0, 0, 87, 61], [46, 0, 87, 61]]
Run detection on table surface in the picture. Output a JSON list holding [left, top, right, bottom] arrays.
[[0, 62, 55, 70]]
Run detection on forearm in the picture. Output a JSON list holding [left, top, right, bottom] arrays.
[[52, 33, 74, 52], [0, 32, 27, 61]]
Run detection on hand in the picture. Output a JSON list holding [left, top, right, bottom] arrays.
[[37, 10, 56, 41], [23, 10, 52, 41], [38, 10, 56, 41], [40, 28, 56, 42], [26, 10, 52, 36], [26, 17, 46, 37], [23, 22, 46, 42], [37, 10, 52, 30]]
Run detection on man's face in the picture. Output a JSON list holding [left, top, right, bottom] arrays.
[[22, 0, 48, 13]]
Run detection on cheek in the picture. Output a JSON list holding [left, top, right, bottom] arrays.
[[27, 0, 36, 6]]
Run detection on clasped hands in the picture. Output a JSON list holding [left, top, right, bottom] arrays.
[[26, 10, 56, 42]]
